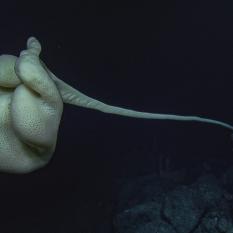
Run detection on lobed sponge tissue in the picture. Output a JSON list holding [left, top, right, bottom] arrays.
[[0, 37, 232, 174]]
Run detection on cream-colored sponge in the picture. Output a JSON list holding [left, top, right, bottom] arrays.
[[0, 37, 232, 174]]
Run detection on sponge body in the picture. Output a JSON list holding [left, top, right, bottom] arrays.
[[0, 37, 232, 174]]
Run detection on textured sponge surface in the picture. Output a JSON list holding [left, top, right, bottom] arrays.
[[0, 55, 21, 88], [0, 38, 63, 173]]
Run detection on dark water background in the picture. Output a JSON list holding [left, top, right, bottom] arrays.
[[0, 1, 232, 232]]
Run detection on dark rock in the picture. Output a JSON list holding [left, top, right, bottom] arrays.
[[163, 185, 203, 233], [113, 172, 233, 233], [114, 201, 162, 233]]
